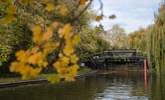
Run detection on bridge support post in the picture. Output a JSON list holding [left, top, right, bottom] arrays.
[[144, 59, 147, 87]]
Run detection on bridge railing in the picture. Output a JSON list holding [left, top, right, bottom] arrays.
[[82, 49, 145, 62]]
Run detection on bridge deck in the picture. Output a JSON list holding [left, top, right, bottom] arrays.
[[82, 49, 146, 69]]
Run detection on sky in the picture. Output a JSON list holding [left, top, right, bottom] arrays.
[[92, 0, 162, 33]]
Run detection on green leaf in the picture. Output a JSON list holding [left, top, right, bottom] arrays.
[[47, 74, 61, 84]]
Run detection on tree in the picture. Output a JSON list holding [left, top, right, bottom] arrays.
[[106, 24, 128, 49], [128, 2, 165, 75], [146, 2, 165, 75], [77, 27, 110, 61], [0, 0, 99, 83], [128, 28, 147, 54], [0, 0, 91, 65]]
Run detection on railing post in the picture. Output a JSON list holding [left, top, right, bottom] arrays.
[[144, 59, 147, 87]]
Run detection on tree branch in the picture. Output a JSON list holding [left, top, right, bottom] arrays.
[[71, 0, 93, 24]]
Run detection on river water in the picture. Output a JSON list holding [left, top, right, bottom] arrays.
[[0, 71, 165, 100]]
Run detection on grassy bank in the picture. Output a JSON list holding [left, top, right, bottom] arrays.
[[0, 67, 91, 84]]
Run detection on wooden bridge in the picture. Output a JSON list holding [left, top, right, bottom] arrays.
[[82, 49, 146, 70]]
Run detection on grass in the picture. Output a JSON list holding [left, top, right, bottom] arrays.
[[0, 67, 91, 84]]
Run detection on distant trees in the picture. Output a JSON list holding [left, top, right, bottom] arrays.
[[128, 28, 147, 54], [127, 2, 165, 75], [77, 27, 110, 60], [106, 24, 128, 49], [146, 2, 165, 75]]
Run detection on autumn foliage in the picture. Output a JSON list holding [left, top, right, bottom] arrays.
[[0, 0, 91, 83]]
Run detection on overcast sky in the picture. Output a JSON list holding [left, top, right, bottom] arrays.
[[92, 0, 162, 33]]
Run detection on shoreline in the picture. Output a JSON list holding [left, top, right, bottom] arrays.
[[0, 70, 97, 89]]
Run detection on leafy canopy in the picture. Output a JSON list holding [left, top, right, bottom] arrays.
[[0, 0, 93, 83]]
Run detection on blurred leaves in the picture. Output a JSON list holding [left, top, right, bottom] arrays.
[[80, 0, 88, 5], [95, 15, 103, 22], [0, 0, 108, 83], [109, 14, 116, 19], [0, 44, 11, 63]]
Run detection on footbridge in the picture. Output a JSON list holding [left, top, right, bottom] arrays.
[[82, 49, 146, 70]]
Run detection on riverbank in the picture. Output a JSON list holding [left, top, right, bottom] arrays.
[[0, 68, 97, 89]]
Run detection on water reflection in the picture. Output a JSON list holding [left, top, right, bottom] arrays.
[[0, 71, 165, 100], [95, 72, 148, 100]]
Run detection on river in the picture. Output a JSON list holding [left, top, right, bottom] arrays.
[[0, 70, 165, 100]]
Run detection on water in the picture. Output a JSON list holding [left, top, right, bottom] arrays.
[[0, 71, 165, 100]]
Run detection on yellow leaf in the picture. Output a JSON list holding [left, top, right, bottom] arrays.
[[65, 75, 75, 81], [55, 42, 60, 48], [31, 46, 39, 54], [60, 56, 70, 66], [51, 21, 59, 29], [72, 34, 80, 46], [16, 50, 28, 62], [63, 24, 72, 34], [6, 5, 16, 15], [16, 50, 25, 58], [65, 64, 79, 81], [58, 28, 65, 38], [67, 64, 79, 78], [58, 24, 72, 38], [31, 25, 43, 43], [42, 62, 48, 67], [33, 33, 43, 43], [43, 42, 60, 54], [58, 4, 68, 16], [18, 65, 32, 80], [63, 24, 72, 40], [53, 61, 61, 69], [28, 52, 43, 65], [31, 25, 41, 34], [70, 54, 79, 64], [31, 68, 42, 77], [10, 62, 19, 72], [63, 24, 72, 35], [43, 42, 53, 54], [95, 15, 103, 21], [43, 27, 53, 41], [47, 74, 60, 84], [58, 67, 68, 75], [45, 2, 55, 12], [80, 0, 88, 5], [63, 45, 74, 56]]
